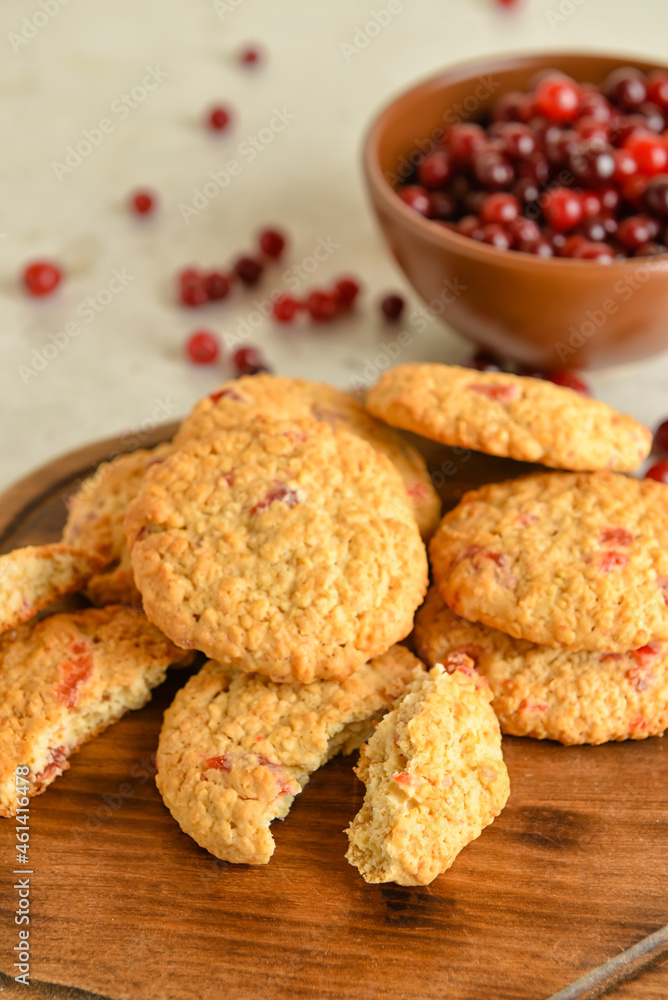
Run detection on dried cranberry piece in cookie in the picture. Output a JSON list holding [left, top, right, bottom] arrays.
[[251, 481, 300, 515], [53, 639, 93, 707], [468, 382, 520, 402]]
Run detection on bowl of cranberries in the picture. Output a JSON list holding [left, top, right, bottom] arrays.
[[364, 52, 668, 368]]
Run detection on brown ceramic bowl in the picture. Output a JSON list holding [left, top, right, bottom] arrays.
[[364, 52, 668, 369]]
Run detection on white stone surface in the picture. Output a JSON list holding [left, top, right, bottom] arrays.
[[2, 0, 668, 489]]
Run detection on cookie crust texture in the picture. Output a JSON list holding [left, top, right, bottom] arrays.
[[156, 645, 425, 864], [0, 605, 193, 816], [0, 544, 104, 635], [366, 363, 651, 471], [63, 444, 172, 606], [345, 657, 509, 885], [125, 418, 429, 682], [414, 586, 668, 745], [174, 374, 441, 539], [430, 471, 668, 652]]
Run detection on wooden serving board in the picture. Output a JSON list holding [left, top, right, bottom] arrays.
[[1, 425, 667, 1000]]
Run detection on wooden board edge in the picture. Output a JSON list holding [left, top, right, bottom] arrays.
[[0, 422, 179, 544]]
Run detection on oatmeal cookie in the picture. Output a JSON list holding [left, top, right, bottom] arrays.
[[430, 471, 668, 652], [125, 418, 428, 682], [345, 656, 509, 885], [156, 645, 424, 864], [366, 363, 650, 471], [0, 605, 193, 816]]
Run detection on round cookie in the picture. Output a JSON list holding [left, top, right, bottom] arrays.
[[429, 471, 668, 653], [63, 444, 172, 606], [0, 605, 193, 816], [0, 544, 104, 636], [174, 374, 441, 539], [345, 656, 509, 886], [156, 645, 425, 865], [125, 417, 428, 682], [366, 363, 651, 471], [414, 586, 668, 745]]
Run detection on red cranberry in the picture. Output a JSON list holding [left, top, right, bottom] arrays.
[[480, 192, 520, 225], [546, 369, 590, 394], [496, 123, 537, 158], [647, 72, 668, 110], [179, 269, 207, 308], [599, 185, 622, 212], [380, 293, 405, 322], [534, 75, 580, 122], [463, 190, 488, 216], [634, 242, 668, 257], [418, 151, 453, 189], [575, 116, 610, 142], [455, 215, 485, 239], [258, 228, 286, 259], [273, 294, 300, 323], [578, 217, 608, 243], [397, 185, 432, 216], [603, 68, 648, 111], [624, 130, 668, 175], [559, 234, 589, 258], [208, 105, 232, 131], [524, 237, 554, 256], [430, 190, 457, 219], [239, 45, 262, 66], [508, 216, 541, 244], [517, 152, 550, 184], [233, 345, 264, 375], [613, 148, 639, 184], [569, 140, 615, 186], [186, 329, 219, 364], [513, 176, 541, 205], [307, 290, 339, 322], [542, 188, 583, 231], [491, 91, 527, 122], [545, 128, 580, 166], [130, 190, 155, 215], [578, 86, 613, 122], [580, 191, 603, 218], [622, 174, 649, 208], [617, 215, 660, 249], [644, 175, 668, 218], [446, 123, 487, 163], [480, 223, 512, 250], [653, 419, 668, 454], [472, 150, 514, 189], [233, 255, 263, 286], [335, 277, 361, 308], [638, 102, 666, 133], [204, 271, 231, 301], [616, 114, 651, 145], [470, 348, 504, 371], [570, 240, 615, 262], [645, 461, 668, 484], [22, 261, 62, 297]]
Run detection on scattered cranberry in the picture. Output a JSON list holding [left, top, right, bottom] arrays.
[[204, 271, 231, 301], [647, 72, 668, 109], [208, 105, 232, 131], [335, 277, 361, 308], [580, 190, 603, 217], [233, 345, 264, 375], [618, 215, 660, 249], [307, 290, 339, 322], [239, 45, 262, 67], [398, 185, 432, 216], [480, 223, 512, 250], [130, 190, 155, 215], [546, 369, 590, 394], [653, 419, 668, 454], [380, 293, 405, 322], [472, 150, 514, 189], [603, 68, 647, 110], [233, 255, 263, 286], [624, 130, 668, 175], [470, 348, 504, 371], [570, 240, 615, 262], [273, 294, 300, 323], [258, 228, 286, 259], [22, 261, 62, 297], [645, 461, 668, 484], [186, 330, 220, 364], [542, 188, 583, 231], [179, 269, 208, 308], [418, 151, 453, 189], [447, 123, 487, 163]]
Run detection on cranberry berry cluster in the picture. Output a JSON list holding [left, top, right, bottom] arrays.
[[396, 67, 668, 261]]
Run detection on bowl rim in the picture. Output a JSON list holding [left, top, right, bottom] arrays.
[[363, 49, 668, 272]]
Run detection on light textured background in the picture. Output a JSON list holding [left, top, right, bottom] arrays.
[[2, 0, 668, 487]]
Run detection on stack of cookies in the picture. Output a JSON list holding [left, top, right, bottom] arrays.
[[2, 364, 659, 888], [367, 363, 667, 748]]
